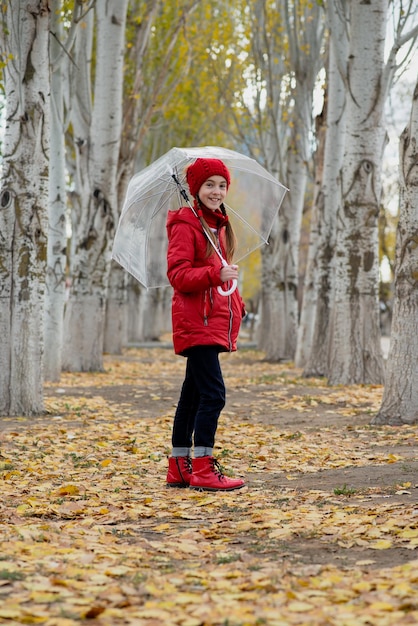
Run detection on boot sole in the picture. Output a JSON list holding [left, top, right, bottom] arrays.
[[189, 484, 245, 492], [166, 483, 190, 488]]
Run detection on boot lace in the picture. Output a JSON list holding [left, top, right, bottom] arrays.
[[210, 458, 226, 481], [185, 456, 192, 473], [177, 456, 192, 481]]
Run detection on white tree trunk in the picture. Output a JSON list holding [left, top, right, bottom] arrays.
[[300, 22, 348, 375], [104, 264, 128, 354], [295, 97, 327, 368], [63, 0, 129, 371], [327, 0, 387, 385], [372, 78, 418, 425], [44, 2, 67, 381], [258, 0, 324, 360], [259, 150, 306, 360], [0, 1, 50, 416], [105, 0, 196, 353]]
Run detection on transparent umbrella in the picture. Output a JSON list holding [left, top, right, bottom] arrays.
[[112, 146, 288, 292]]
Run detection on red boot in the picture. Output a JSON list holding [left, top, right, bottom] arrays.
[[166, 456, 192, 488], [189, 456, 245, 491]]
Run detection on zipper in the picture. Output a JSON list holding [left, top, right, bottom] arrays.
[[227, 295, 233, 351], [203, 290, 208, 325], [203, 288, 214, 326]]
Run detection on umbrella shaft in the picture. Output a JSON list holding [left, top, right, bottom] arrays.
[[172, 172, 227, 267]]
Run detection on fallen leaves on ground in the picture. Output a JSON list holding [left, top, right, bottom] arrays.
[[0, 348, 417, 625]]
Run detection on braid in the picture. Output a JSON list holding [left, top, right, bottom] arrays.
[[196, 198, 218, 258], [196, 199, 237, 262]]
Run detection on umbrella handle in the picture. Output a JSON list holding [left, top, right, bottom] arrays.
[[217, 260, 238, 296], [217, 279, 238, 296]]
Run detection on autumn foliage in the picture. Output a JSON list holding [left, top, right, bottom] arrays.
[[1, 348, 417, 625]]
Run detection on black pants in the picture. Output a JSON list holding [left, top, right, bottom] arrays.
[[172, 346, 226, 449]]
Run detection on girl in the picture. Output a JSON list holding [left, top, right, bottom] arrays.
[[165, 158, 246, 491]]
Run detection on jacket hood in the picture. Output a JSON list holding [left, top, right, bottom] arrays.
[[166, 206, 202, 237]]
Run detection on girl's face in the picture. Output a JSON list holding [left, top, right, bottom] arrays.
[[198, 175, 228, 211]]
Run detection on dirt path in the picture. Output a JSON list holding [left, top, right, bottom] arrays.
[[2, 346, 418, 576]]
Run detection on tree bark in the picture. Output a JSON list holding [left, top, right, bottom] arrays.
[[63, 0, 128, 371], [327, 0, 387, 385], [105, 0, 160, 353], [104, 264, 128, 354], [372, 77, 418, 425], [44, 1, 68, 381], [258, 0, 325, 360], [301, 18, 347, 376], [259, 151, 305, 360], [295, 92, 327, 368], [0, 0, 50, 415]]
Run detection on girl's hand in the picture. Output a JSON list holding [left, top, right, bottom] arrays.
[[220, 264, 238, 282]]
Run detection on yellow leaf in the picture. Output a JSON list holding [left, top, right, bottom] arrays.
[[387, 454, 402, 462], [30, 591, 60, 603], [0, 609, 20, 619], [56, 484, 79, 496], [352, 581, 373, 592], [287, 601, 315, 612], [100, 459, 112, 467], [99, 507, 109, 514], [105, 566, 132, 577], [180, 619, 203, 626], [400, 529, 418, 540], [153, 523, 172, 531], [368, 601, 395, 612], [371, 539, 392, 550], [16, 504, 29, 514], [4, 470, 21, 479], [136, 608, 173, 620], [19, 616, 47, 624], [170, 592, 202, 604], [26, 497, 41, 506], [49, 578, 69, 587]]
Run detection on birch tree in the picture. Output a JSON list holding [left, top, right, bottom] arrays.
[[372, 76, 418, 425], [44, 4, 67, 381], [305, 0, 418, 385], [44, 1, 92, 380], [62, 0, 128, 371], [105, 0, 201, 352], [104, 0, 160, 354], [327, 0, 389, 385], [297, 3, 348, 373], [258, 0, 325, 360], [0, 1, 50, 415], [199, 0, 324, 360]]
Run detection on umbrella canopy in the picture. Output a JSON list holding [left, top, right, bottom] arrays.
[[112, 146, 288, 289]]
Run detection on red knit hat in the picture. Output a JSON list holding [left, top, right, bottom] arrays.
[[186, 158, 231, 198]]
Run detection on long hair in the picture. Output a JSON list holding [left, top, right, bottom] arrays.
[[197, 201, 237, 263]]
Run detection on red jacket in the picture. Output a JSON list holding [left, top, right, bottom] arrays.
[[166, 207, 245, 355]]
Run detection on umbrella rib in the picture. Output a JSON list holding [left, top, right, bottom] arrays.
[[112, 146, 288, 290], [224, 202, 269, 244]]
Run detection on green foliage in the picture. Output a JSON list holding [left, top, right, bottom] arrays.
[[333, 484, 357, 496], [123, 0, 303, 301], [379, 204, 398, 278]]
